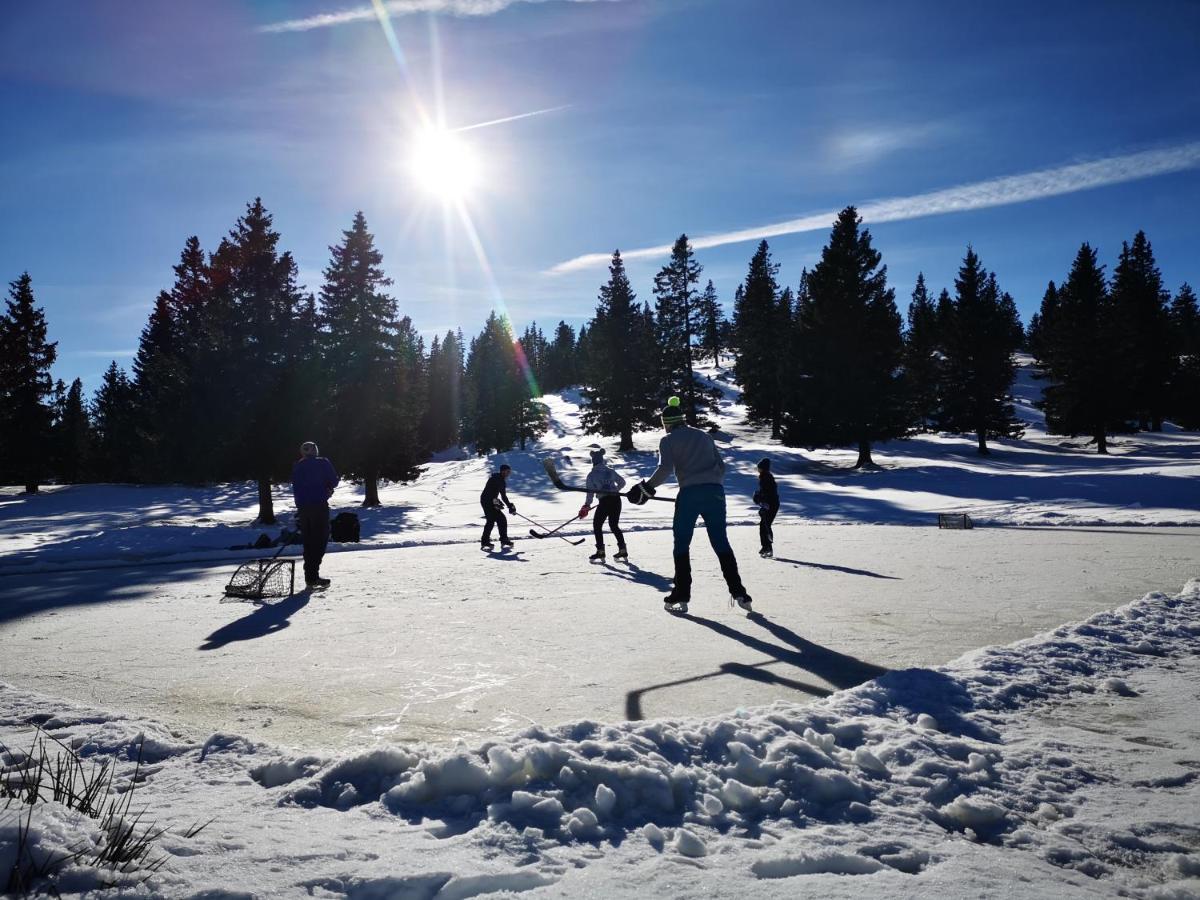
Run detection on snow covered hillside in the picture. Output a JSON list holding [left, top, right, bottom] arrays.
[[3, 356, 1199, 572]]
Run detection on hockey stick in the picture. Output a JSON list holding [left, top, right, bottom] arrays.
[[527, 513, 583, 540], [541, 458, 676, 503], [508, 509, 587, 546]]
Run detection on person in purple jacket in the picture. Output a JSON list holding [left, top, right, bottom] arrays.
[[291, 441, 339, 588]]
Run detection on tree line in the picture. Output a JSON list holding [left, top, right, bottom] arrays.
[[2, 202, 1196, 514]]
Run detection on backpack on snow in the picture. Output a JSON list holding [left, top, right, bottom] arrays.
[[330, 512, 360, 543]]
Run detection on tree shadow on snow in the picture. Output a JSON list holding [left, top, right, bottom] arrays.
[[198, 592, 311, 650], [624, 611, 887, 720]]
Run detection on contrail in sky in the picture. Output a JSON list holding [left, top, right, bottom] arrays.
[[453, 105, 571, 132], [259, 0, 620, 33], [547, 141, 1200, 275]]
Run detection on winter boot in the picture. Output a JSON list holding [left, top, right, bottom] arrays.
[[501, 539, 514, 550], [307, 576, 331, 589], [664, 554, 691, 613], [718, 552, 752, 611], [759, 546, 773, 558], [481, 540, 494, 550]]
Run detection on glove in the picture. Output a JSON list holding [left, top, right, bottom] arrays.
[[627, 482, 655, 505], [493, 497, 505, 510], [578, 505, 590, 519], [752, 491, 761, 505], [507, 503, 516, 514]]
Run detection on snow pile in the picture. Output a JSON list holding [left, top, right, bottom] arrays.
[[2, 582, 1199, 896], [231, 580, 1200, 895]]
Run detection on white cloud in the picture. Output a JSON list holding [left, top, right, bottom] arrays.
[[827, 122, 951, 170], [547, 141, 1200, 274], [259, 0, 623, 34]]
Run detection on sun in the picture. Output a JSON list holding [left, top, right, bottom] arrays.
[[409, 126, 481, 201]]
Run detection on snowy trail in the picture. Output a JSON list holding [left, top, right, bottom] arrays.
[[3, 523, 1196, 753]]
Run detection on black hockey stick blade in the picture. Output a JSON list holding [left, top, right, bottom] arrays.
[[529, 527, 585, 546]]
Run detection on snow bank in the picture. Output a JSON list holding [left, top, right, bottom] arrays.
[[247, 581, 1200, 888]]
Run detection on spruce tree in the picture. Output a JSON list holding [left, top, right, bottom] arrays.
[[56, 378, 91, 483], [541, 321, 577, 393], [1111, 231, 1171, 431], [131, 292, 181, 480], [319, 211, 420, 507], [935, 250, 1024, 453], [423, 329, 465, 452], [652, 235, 718, 425], [733, 241, 787, 437], [782, 207, 906, 467], [91, 361, 138, 482], [1168, 283, 1200, 429], [903, 273, 941, 429], [463, 312, 524, 454], [214, 199, 308, 521], [580, 251, 658, 451], [163, 236, 216, 483], [519, 323, 549, 394], [0, 273, 58, 492], [695, 280, 726, 367], [1037, 244, 1130, 453]]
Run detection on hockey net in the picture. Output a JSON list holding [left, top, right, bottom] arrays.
[[224, 558, 295, 600]]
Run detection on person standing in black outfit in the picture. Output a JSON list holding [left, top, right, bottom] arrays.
[[480, 464, 516, 549], [291, 441, 340, 587], [754, 457, 779, 558]]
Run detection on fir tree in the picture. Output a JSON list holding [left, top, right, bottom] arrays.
[[423, 329, 465, 451], [519, 323, 550, 395], [1111, 231, 1171, 430], [733, 241, 787, 437], [580, 251, 658, 451], [462, 312, 528, 454], [935, 250, 1024, 453], [1036, 243, 1131, 453], [319, 211, 422, 507], [903, 273, 941, 429], [91, 361, 138, 482], [131, 292, 181, 480], [695, 280, 726, 367], [541, 321, 577, 393], [0, 273, 58, 492], [1168, 283, 1200, 429], [782, 207, 906, 467], [55, 378, 91, 483], [213, 199, 309, 521], [652, 235, 718, 425]]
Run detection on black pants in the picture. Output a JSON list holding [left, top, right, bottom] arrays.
[[759, 502, 779, 552], [481, 501, 509, 543], [297, 503, 330, 582], [593, 495, 625, 549]]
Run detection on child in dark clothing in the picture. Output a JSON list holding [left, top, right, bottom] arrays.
[[753, 457, 779, 558]]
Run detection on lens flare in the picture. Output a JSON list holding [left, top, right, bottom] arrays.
[[409, 127, 481, 201]]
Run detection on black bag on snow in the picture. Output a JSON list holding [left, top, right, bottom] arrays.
[[330, 512, 361, 543]]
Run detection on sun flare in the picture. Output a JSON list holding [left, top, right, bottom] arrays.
[[409, 127, 481, 201]]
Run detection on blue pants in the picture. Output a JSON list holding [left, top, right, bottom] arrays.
[[673, 484, 732, 557]]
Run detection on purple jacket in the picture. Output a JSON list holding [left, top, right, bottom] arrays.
[[291, 456, 339, 507]]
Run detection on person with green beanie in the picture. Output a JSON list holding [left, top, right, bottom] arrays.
[[628, 397, 752, 613]]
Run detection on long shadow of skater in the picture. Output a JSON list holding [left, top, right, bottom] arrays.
[[624, 611, 888, 719], [599, 560, 673, 592], [772, 557, 900, 580], [199, 593, 310, 650]]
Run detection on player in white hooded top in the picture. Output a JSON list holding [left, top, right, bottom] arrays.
[[578, 448, 628, 561]]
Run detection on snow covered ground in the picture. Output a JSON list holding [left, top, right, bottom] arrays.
[[2, 357, 1199, 896]]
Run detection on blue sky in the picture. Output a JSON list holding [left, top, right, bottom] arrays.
[[2, 0, 1198, 392]]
